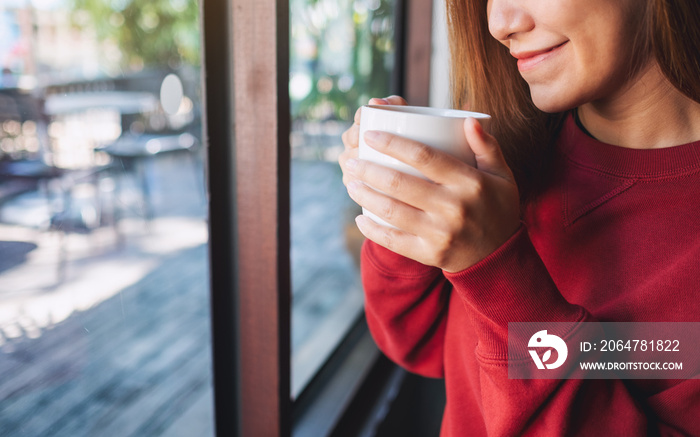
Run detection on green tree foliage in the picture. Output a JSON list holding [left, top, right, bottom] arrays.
[[290, 0, 396, 122], [71, 0, 200, 70]]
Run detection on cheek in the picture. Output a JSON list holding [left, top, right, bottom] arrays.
[[527, 36, 633, 112], [527, 64, 602, 113]]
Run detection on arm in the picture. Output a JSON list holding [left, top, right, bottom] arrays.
[[339, 96, 451, 378], [361, 239, 449, 378]]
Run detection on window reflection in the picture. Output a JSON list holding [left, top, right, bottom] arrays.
[[290, 0, 397, 397], [0, 1, 212, 435]]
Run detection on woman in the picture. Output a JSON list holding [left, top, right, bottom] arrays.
[[339, 0, 700, 435]]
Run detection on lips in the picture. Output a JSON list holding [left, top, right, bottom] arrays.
[[512, 41, 568, 72]]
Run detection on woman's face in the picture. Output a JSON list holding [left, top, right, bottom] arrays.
[[486, 0, 647, 113]]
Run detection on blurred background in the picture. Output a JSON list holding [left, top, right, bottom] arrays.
[[0, 0, 400, 435]]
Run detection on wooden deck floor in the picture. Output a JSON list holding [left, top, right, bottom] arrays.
[[0, 244, 214, 437], [0, 146, 359, 436]]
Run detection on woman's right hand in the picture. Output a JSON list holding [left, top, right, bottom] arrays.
[[339, 95, 408, 187]]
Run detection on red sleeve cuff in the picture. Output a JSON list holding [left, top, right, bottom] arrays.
[[444, 226, 587, 358], [362, 239, 440, 280]]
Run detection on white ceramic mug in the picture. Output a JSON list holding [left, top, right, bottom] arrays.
[[358, 105, 491, 228]]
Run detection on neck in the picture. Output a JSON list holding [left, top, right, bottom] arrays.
[[577, 61, 700, 149]]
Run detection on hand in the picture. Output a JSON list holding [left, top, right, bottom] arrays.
[[339, 96, 408, 187], [345, 117, 521, 273]]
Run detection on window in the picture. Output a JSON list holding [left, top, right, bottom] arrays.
[[289, 0, 399, 398], [1, 0, 434, 434], [204, 0, 434, 435], [0, 1, 213, 435]]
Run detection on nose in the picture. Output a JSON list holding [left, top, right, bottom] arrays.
[[487, 0, 534, 43]]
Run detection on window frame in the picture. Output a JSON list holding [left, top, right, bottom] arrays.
[[202, 0, 433, 435]]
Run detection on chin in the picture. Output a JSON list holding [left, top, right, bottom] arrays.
[[530, 93, 577, 114], [528, 85, 582, 114]]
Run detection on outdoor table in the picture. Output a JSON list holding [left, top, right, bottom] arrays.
[[98, 132, 199, 221]]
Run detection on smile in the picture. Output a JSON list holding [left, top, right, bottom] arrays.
[[512, 41, 568, 72]]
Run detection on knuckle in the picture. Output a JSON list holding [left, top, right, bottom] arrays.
[[411, 144, 435, 167], [473, 179, 486, 198], [386, 170, 403, 192], [465, 175, 486, 199], [431, 231, 455, 267], [445, 202, 468, 225], [342, 127, 359, 149], [352, 159, 365, 176], [379, 200, 396, 221], [388, 95, 407, 106], [381, 227, 398, 252], [340, 147, 357, 160], [436, 227, 455, 250]]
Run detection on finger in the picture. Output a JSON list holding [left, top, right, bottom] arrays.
[[341, 124, 360, 150], [363, 130, 478, 185], [354, 214, 423, 259], [353, 99, 386, 130], [347, 181, 426, 234], [339, 147, 358, 165], [368, 97, 390, 106], [353, 106, 363, 125], [369, 96, 408, 106], [464, 117, 514, 182], [345, 157, 439, 211], [368, 95, 407, 107], [359, 95, 407, 126], [339, 148, 359, 186], [384, 95, 408, 106]]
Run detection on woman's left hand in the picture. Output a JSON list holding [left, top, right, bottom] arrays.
[[345, 117, 521, 273]]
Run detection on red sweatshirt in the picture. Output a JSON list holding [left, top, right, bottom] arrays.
[[361, 114, 700, 436]]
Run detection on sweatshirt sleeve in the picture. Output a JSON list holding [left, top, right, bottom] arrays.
[[443, 226, 699, 436], [361, 239, 450, 378]]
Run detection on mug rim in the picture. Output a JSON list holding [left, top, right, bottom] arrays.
[[364, 104, 491, 120]]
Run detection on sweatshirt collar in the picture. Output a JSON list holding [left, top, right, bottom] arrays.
[[558, 112, 700, 179]]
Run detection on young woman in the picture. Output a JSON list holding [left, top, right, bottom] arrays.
[[339, 0, 700, 435]]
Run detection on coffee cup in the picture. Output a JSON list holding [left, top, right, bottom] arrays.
[[358, 104, 491, 228]]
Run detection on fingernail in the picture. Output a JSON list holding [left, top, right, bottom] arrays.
[[370, 98, 389, 105], [355, 215, 370, 229], [347, 180, 361, 192], [364, 131, 381, 143], [346, 158, 358, 169], [467, 117, 483, 135]]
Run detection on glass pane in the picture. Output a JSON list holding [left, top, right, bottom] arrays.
[[0, 1, 213, 436], [290, 0, 398, 397]]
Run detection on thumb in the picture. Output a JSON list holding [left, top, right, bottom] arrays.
[[463, 117, 513, 181]]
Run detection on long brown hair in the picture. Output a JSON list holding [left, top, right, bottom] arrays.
[[445, 0, 700, 201]]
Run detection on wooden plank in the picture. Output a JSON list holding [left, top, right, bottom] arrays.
[[0, 274, 193, 400], [1, 304, 204, 436], [161, 386, 215, 437], [50, 327, 208, 437], [404, 0, 433, 106], [125, 352, 212, 437], [0, 246, 211, 437], [0, 247, 206, 402], [231, 0, 291, 435]]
